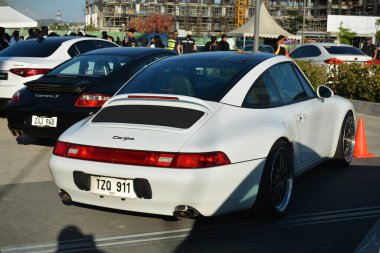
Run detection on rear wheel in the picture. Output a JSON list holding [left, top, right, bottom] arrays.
[[254, 140, 294, 218], [331, 112, 355, 167]]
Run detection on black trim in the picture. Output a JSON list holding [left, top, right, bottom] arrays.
[[93, 105, 204, 129], [73, 171, 91, 191], [133, 178, 152, 199]]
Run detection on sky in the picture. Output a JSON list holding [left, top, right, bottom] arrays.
[[7, 0, 85, 23]]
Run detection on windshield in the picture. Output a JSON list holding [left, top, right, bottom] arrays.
[[117, 60, 254, 101], [47, 54, 133, 77], [0, 40, 61, 57], [324, 46, 366, 55]]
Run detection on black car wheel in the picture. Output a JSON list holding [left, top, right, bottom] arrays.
[[331, 112, 355, 167], [254, 139, 294, 218]]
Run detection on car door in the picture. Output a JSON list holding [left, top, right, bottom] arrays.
[[268, 62, 334, 167]]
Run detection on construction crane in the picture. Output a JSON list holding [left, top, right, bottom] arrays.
[[234, 0, 248, 28]]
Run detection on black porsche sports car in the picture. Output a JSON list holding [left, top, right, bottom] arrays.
[[6, 47, 177, 139]]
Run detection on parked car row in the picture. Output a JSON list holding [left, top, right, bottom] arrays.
[[0, 37, 119, 115], [0, 39, 356, 219], [6, 47, 176, 139]]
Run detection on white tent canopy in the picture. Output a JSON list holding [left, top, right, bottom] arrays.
[[0, 6, 37, 28], [227, 2, 300, 40]]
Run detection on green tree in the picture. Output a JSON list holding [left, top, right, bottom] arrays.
[[0, 0, 8, 6], [337, 27, 356, 45]]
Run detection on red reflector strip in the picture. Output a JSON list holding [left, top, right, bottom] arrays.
[[128, 95, 179, 100], [52, 141, 230, 168], [53, 141, 71, 157]]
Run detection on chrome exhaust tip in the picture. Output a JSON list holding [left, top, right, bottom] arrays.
[[173, 205, 200, 219], [11, 129, 25, 137], [59, 190, 72, 205]]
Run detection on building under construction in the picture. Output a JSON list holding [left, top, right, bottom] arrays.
[[85, 0, 380, 34]]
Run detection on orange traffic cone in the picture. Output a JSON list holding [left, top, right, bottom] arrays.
[[353, 117, 376, 158]]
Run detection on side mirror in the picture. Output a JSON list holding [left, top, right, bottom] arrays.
[[316, 85, 334, 98]]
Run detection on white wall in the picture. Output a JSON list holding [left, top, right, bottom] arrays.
[[327, 15, 380, 35]]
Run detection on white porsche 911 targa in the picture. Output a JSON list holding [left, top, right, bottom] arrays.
[[49, 52, 356, 219]]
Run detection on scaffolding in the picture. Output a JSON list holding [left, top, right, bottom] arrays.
[[86, 0, 249, 33], [86, 0, 380, 34]]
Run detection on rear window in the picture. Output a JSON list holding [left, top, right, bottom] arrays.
[[47, 54, 132, 77], [93, 105, 204, 129], [118, 60, 254, 102], [0, 40, 61, 57], [323, 46, 366, 55]]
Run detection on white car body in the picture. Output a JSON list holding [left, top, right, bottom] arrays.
[[49, 52, 355, 218], [290, 43, 372, 64], [0, 37, 118, 110]]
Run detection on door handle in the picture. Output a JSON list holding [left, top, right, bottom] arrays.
[[297, 113, 306, 122]]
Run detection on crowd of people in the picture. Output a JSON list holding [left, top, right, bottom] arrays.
[[0, 26, 231, 55], [1, 26, 378, 61]]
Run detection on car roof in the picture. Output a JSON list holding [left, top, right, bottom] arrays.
[[82, 47, 176, 57], [164, 51, 275, 64], [22, 36, 104, 43], [300, 43, 354, 47]]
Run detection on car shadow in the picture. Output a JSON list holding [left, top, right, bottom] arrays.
[[16, 136, 56, 147]]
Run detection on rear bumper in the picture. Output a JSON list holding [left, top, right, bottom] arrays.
[[0, 98, 9, 117], [49, 155, 266, 217], [6, 109, 92, 139]]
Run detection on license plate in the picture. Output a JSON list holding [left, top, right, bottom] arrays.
[[90, 176, 136, 198], [0, 72, 8, 80], [31, 115, 57, 127]]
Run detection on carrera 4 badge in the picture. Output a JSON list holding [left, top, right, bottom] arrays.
[[113, 136, 135, 141]]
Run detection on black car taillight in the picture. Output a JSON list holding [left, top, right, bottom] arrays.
[[10, 91, 20, 103], [75, 93, 112, 107]]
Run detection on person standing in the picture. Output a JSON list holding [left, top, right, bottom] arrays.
[[0, 27, 9, 51], [274, 35, 289, 56], [123, 28, 137, 47], [115, 36, 122, 46], [204, 36, 219, 52], [177, 31, 197, 54], [10, 30, 22, 45], [151, 35, 165, 48], [362, 37, 377, 61], [218, 34, 230, 51], [166, 30, 179, 53]]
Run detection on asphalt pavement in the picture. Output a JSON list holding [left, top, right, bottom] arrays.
[[0, 112, 379, 253]]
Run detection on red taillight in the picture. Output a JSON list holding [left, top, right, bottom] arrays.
[[53, 141, 230, 168], [173, 153, 231, 168], [10, 91, 20, 103], [128, 95, 179, 100], [75, 93, 112, 107], [53, 141, 71, 157], [324, 58, 344, 64], [10, 68, 51, 77]]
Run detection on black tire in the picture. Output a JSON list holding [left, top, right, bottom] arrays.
[[331, 112, 355, 168], [253, 140, 294, 218]]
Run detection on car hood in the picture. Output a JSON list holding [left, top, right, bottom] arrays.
[[59, 94, 224, 153]]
